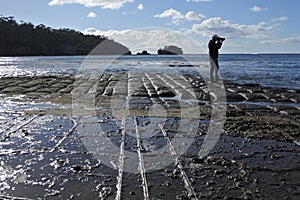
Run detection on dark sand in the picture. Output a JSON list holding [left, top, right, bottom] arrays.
[[0, 73, 299, 199]]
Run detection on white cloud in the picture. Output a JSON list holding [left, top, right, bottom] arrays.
[[154, 8, 205, 24], [122, 3, 144, 15], [261, 35, 300, 45], [249, 6, 268, 12], [48, 0, 135, 10], [82, 28, 206, 54], [155, 9, 183, 22], [190, 17, 273, 39], [137, 3, 144, 11], [272, 16, 288, 22], [185, 11, 205, 21], [87, 11, 97, 18]]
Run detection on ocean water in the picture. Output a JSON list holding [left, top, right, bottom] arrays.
[[0, 54, 299, 89]]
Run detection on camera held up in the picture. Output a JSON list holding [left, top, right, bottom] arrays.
[[212, 34, 225, 42]]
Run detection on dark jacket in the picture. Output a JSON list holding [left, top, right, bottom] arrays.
[[208, 39, 222, 58]]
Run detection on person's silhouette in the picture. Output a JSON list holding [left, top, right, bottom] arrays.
[[208, 34, 225, 82]]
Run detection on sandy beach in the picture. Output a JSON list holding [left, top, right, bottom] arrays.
[[0, 73, 300, 199]]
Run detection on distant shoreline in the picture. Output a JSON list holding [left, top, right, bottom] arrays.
[[1, 53, 300, 57]]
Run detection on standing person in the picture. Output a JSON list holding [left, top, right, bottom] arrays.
[[208, 34, 225, 82]]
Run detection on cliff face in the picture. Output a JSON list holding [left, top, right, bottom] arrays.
[[0, 16, 131, 56], [157, 45, 183, 55]]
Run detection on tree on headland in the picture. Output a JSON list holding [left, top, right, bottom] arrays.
[[0, 16, 131, 56]]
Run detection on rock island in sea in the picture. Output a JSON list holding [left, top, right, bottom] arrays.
[[157, 45, 183, 55]]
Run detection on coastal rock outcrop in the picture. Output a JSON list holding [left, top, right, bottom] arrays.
[[136, 50, 151, 55], [157, 45, 183, 55]]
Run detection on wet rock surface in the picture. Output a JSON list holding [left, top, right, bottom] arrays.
[[0, 72, 299, 199]]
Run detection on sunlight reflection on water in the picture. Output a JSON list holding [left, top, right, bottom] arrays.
[[0, 54, 299, 88]]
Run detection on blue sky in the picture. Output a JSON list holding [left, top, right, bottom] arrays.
[[1, 0, 300, 54]]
